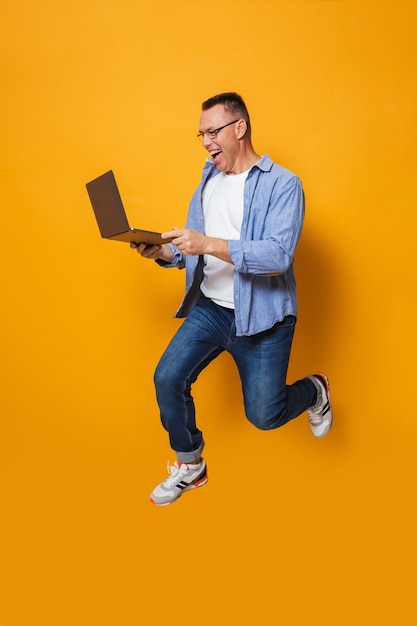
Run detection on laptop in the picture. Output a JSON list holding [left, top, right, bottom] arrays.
[[86, 170, 171, 245]]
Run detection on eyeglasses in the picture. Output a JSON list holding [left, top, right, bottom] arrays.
[[196, 119, 240, 142]]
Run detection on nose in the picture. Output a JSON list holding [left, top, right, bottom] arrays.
[[202, 133, 212, 148]]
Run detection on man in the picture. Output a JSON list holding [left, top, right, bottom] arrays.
[[132, 92, 332, 506]]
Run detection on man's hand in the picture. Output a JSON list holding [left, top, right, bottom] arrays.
[[130, 242, 174, 263], [161, 227, 206, 256], [162, 227, 232, 263]]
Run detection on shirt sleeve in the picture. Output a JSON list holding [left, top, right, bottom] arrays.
[[228, 174, 305, 275], [155, 243, 185, 269]]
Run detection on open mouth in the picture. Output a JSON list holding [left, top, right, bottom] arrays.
[[211, 150, 222, 160]]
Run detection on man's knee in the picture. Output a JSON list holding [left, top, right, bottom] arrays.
[[245, 406, 288, 431], [154, 362, 174, 393]]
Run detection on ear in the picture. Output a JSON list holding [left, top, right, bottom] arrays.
[[236, 119, 247, 139]]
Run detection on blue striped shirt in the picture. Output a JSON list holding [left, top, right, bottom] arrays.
[[160, 154, 305, 337]]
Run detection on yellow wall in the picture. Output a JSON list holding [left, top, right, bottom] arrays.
[[1, 1, 416, 624]]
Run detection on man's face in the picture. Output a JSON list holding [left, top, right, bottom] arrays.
[[198, 104, 241, 174]]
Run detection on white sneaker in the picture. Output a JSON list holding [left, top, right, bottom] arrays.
[[307, 373, 333, 438], [150, 459, 208, 506]]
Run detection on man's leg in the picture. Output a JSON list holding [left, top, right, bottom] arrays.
[[229, 316, 318, 430], [154, 300, 225, 462], [150, 297, 229, 505]]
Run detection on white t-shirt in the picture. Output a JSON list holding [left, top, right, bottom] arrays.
[[201, 170, 249, 309]]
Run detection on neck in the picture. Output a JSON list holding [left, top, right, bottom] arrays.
[[225, 145, 261, 175]]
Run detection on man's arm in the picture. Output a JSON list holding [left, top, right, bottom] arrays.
[[161, 228, 232, 263]]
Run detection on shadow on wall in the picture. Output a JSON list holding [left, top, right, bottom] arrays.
[[290, 224, 350, 447], [293, 226, 342, 372]]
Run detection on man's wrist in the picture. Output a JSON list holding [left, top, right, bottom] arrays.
[[204, 237, 231, 263]]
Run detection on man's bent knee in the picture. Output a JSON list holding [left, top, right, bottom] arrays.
[[154, 363, 175, 394], [245, 407, 289, 431]]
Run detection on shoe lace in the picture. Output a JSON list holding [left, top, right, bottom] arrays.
[[307, 403, 323, 425], [308, 410, 322, 425], [163, 461, 188, 488], [308, 385, 325, 421]]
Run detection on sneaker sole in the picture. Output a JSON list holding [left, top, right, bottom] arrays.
[[311, 373, 333, 438], [150, 475, 208, 507]]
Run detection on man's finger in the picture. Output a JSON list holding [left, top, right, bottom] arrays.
[[162, 228, 181, 240]]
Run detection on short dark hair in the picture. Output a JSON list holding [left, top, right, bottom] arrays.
[[202, 92, 251, 135]]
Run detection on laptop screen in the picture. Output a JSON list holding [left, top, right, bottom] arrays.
[[86, 170, 130, 238]]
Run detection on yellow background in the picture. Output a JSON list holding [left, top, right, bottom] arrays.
[[1, 0, 416, 624]]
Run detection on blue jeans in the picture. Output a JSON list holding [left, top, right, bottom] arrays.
[[154, 296, 317, 463]]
